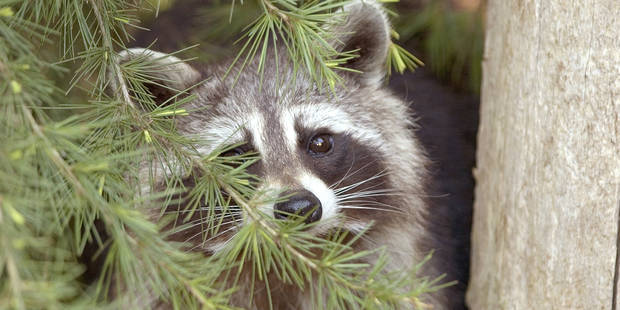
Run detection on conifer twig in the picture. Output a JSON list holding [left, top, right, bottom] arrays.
[[0, 196, 25, 310], [88, 0, 136, 110], [21, 105, 88, 197], [261, 0, 289, 22], [220, 183, 319, 270]]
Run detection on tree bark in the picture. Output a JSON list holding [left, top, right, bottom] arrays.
[[467, 1, 619, 309]]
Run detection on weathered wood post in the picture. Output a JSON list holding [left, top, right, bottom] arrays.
[[467, 1, 619, 308]]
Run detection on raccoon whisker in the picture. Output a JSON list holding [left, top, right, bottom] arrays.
[[198, 233, 238, 254], [329, 158, 377, 190], [329, 159, 360, 190], [334, 181, 391, 197], [183, 218, 244, 246], [183, 213, 241, 224], [171, 215, 242, 235], [357, 235, 378, 248], [339, 218, 374, 234], [165, 206, 240, 214], [336, 193, 401, 202], [341, 199, 404, 211], [336, 177, 387, 192], [341, 200, 404, 209], [336, 215, 379, 237], [172, 211, 240, 224], [337, 198, 402, 211], [172, 210, 241, 226], [165, 208, 241, 223], [333, 170, 387, 194], [347, 205, 406, 216], [336, 189, 402, 200], [338, 200, 404, 212], [338, 187, 400, 195], [417, 192, 451, 199], [187, 221, 243, 252], [332, 170, 391, 195], [346, 227, 379, 246], [339, 205, 407, 215]]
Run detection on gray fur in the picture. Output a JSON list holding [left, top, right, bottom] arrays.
[[119, 2, 453, 308]]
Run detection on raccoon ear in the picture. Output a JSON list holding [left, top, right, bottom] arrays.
[[331, 2, 391, 86], [111, 48, 201, 107]]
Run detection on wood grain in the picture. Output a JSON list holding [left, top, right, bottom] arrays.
[[467, 1, 620, 308]]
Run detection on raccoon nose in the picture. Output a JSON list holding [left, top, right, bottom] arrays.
[[274, 190, 322, 224]]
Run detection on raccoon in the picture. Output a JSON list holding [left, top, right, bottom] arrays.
[[115, 2, 458, 309]]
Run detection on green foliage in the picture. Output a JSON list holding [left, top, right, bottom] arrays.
[[226, 0, 356, 90], [0, 0, 450, 309], [386, 39, 424, 75], [192, 0, 422, 85], [394, 0, 484, 93]]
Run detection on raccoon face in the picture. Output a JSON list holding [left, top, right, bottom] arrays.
[[210, 104, 394, 235], [119, 2, 425, 252]]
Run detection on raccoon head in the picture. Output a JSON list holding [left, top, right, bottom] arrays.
[[118, 2, 427, 252]]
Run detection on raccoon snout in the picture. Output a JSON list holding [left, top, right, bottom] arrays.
[[273, 190, 322, 224]]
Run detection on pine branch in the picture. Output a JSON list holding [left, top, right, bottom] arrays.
[[0, 1, 451, 309], [21, 105, 88, 197], [0, 197, 25, 310], [225, 0, 356, 90], [87, 0, 136, 110], [220, 183, 319, 270]]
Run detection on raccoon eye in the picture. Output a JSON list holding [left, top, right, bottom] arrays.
[[222, 148, 244, 157], [222, 145, 248, 157], [308, 134, 333, 155]]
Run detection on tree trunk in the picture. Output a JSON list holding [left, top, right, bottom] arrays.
[[467, 1, 619, 309]]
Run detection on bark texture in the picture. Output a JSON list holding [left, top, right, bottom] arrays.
[[467, 1, 619, 309]]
